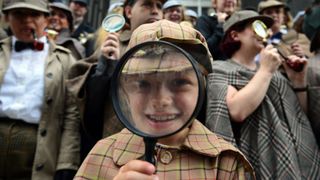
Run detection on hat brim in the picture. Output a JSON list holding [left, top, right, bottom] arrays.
[[226, 15, 274, 33], [49, 3, 71, 14], [3, 3, 49, 14], [259, 4, 285, 13]]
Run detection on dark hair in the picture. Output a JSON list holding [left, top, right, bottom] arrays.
[[123, 0, 137, 24], [220, 21, 250, 58]]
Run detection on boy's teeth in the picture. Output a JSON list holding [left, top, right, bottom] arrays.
[[149, 115, 176, 121]]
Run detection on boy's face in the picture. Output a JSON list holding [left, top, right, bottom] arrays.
[[121, 52, 199, 136], [5, 8, 48, 42], [125, 0, 163, 31]]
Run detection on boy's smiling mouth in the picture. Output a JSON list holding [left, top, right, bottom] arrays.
[[147, 114, 178, 122]]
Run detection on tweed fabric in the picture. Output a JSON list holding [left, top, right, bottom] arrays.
[[206, 60, 320, 179], [75, 120, 255, 180], [126, 19, 213, 73], [0, 118, 37, 179]]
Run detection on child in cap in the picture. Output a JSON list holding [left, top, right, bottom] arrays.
[[74, 19, 254, 180]]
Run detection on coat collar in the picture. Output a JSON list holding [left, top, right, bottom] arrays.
[[112, 120, 243, 166]]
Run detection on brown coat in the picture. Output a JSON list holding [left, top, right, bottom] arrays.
[[0, 37, 80, 180], [67, 30, 131, 138]]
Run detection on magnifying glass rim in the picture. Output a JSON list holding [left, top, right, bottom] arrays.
[[102, 14, 126, 32], [111, 40, 205, 139], [252, 20, 268, 38]]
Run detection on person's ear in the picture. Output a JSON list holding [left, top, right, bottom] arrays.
[[230, 30, 239, 41], [125, 6, 133, 20]]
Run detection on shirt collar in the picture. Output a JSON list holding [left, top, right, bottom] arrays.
[[112, 120, 243, 166]]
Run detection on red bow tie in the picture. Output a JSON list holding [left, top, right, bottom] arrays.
[[14, 41, 44, 52]]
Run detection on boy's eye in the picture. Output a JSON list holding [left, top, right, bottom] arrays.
[[137, 80, 151, 90], [170, 78, 193, 91]]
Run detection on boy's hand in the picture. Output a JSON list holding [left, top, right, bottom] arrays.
[[114, 160, 158, 180]]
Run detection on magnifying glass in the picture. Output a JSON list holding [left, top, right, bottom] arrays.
[[101, 14, 126, 58], [102, 14, 126, 33], [252, 20, 304, 72], [111, 41, 205, 165]]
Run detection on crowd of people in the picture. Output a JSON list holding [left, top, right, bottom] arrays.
[[0, 0, 319, 179]]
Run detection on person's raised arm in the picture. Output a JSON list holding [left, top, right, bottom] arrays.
[[226, 45, 282, 122]]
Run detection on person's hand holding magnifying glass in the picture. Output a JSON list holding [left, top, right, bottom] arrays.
[[252, 20, 305, 72], [101, 14, 125, 60]]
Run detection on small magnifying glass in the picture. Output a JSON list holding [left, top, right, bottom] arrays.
[[102, 14, 126, 33], [101, 14, 126, 57], [252, 20, 304, 72], [111, 41, 205, 165]]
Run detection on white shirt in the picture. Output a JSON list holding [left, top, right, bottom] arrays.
[[0, 36, 49, 124]]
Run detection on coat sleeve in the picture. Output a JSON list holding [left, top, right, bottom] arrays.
[[306, 58, 320, 146], [57, 53, 81, 170], [195, 15, 225, 60]]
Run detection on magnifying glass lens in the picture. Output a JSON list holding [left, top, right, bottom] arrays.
[[116, 43, 199, 138], [252, 20, 268, 39], [102, 14, 125, 32]]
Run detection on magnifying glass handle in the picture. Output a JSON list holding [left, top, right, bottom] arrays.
[[277, 48, 304, 72], [143, 138, 157, 167]]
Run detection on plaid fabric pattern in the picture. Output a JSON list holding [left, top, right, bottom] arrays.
[[75, 120, 255, 180], [206, 60, 320, 179], [126, 19, 214, 73], [306, 56, 320, 146], [0, 118, 37, 179]]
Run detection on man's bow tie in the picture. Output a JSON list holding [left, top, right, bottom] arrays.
[[14, 41, 44, 52]]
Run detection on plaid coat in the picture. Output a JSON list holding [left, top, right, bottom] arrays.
[[306, 55, 320, 146], [75, 120, 255, 180], [206, 60, 320, 179]]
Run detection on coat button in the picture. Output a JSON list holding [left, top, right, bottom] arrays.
[[46, 97, 53, 104], [160, 150, 173, 164], [35, 163, 44, 171], [46, 73, 53, 79], [40, 129, 47, 137]]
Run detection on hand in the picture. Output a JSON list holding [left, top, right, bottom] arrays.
[[259, 45, 282, 74], [101, 32, 120, 60], [282, 55, 308, 86], [113, 160, 158, 180], [291, 42, 305, 58], [216, 12, 228, 23]]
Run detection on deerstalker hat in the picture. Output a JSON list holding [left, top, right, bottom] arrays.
[[126, 19, 213, 73], [2, 0, 49, 14]]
